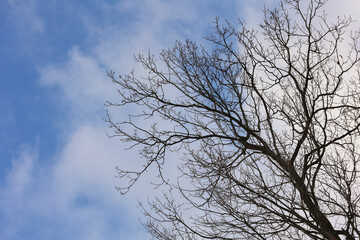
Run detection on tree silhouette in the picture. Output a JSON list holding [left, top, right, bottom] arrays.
[[106, 0, 360, 239]]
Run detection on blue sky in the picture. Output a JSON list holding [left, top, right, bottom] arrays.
[[0, 0, 358, 239]]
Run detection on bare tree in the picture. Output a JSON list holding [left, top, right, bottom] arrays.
[[105, 0, 360, 239]]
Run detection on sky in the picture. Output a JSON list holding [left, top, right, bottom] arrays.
[[0, 0, 359, 239]]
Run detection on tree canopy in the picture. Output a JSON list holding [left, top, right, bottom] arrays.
[[106, 0, 360, 239]]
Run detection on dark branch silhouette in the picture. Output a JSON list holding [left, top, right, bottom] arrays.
[[106, 0, 360, 239]]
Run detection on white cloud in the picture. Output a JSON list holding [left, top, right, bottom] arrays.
[[46, 124, 154, 239], [0, 147, 37, 239], [39, 47, 111, 116], [51, 124, 155, 204], [0, 126, 150, 240], [5, 147, 34, 195]]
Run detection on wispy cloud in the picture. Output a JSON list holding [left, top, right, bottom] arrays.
[[1, 146, 37, 239], [0, 126, 151, 239], [5, 0, 45, 56], [7, 0, 45, 33], [39, 47, 111, 117]]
